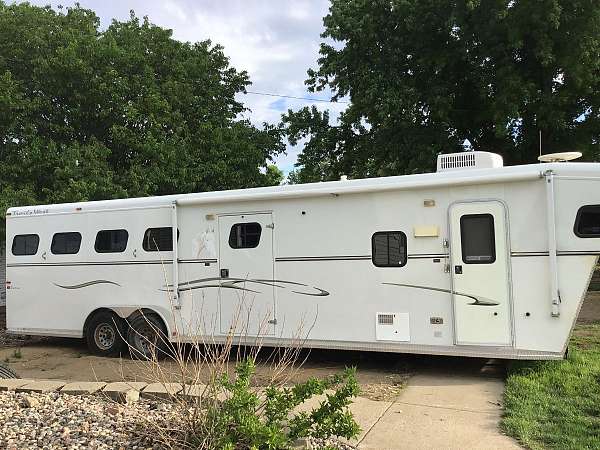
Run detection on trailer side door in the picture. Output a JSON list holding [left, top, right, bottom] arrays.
[[449, 201, 512, 346], [218, 213, 275, 336]]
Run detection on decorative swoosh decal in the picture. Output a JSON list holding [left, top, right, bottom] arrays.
[[382, 283, 499, 306], [163, 277, 330, 297], [54, 280, 121, 289]]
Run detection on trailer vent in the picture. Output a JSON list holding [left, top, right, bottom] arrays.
[[437, 151, 503, 172], [375, 312, 410, 341], [378, 313, 394, 325]]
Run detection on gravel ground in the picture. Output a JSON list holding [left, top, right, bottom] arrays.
[[0, 391, 163, 450], [0, 391, 355, 450]]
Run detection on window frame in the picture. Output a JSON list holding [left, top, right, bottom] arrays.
[[228, 222, 262, 249], [94, 229, 129, 253], [51, 232, 82, 255], [11, 234, 40, 256], [460, 213, 496, 265], [574, 205, 600, 238], [142, 227, 179, 252], [371, 231, 408, 268]]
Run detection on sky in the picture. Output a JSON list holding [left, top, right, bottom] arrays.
[[21, 0, 349, 175]]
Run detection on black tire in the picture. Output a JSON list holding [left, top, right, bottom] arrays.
[[126, 313, 170, 360], [0, 362, 19, 379], [85, 311, 126, 356]]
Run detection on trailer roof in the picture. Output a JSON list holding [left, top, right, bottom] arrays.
[[7, 162, 600, 216]]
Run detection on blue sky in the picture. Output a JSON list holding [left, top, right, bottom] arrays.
[[20, 0, 348, 174]]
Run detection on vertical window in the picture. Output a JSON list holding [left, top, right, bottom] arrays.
[[12, 234, 40, 256], [229, 223, 262, 249], [95, 229, 128, 253], [372, 231, 407, 267], [143, 227, 178, 251], [574, 205, 600, 237], [51, 232, 82, 255], [460, 214, 496, 264]]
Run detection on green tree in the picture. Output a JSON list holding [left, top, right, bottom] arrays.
[[264, 164, 284, 186], [284, 0, 600, 181], [0, 2, 284, 235]]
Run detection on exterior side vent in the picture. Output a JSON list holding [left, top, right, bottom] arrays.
[[437, 151, 503, 172], [375, 312, 410, 341], [378, 313, 394, 325]]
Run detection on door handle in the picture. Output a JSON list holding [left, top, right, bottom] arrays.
[[454, 265, 463, 274]]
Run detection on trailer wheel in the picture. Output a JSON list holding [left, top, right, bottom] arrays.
[[85, 311, 126, 356], [126, 313, 169, 360], [0, 362, 19, 379]]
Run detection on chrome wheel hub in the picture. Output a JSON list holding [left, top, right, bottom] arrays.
[[94, 323, 116, 350]]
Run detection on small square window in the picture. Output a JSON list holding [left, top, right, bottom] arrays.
[[51, 232, 82, 255], [229, 223, 262, 249], [574, 205, 600, 238], [12, 234, 40, 256], [95, 229, 128, 253], [143, 227, 178, 252], [372, 232, 407, 267]]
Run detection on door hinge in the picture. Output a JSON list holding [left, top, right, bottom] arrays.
[[266, 223, 275, 229]]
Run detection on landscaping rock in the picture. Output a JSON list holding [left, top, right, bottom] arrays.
[[102, 381, 147, 404]]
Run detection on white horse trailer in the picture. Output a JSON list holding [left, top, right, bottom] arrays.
[[5, 152, 600, 359]]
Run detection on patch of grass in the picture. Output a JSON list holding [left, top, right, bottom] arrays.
[[12, 348, 21, 359], [502, 323, 600, 449]]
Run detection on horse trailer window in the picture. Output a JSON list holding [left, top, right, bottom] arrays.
[[460, 214, 496, 264], [143, 227, 179, 252], [229, 222, 262, 249], [372, 231, 407, 267], [95, 229, 128, 253], [12, 234, 40, 256], [51, 232, 82, 255], [574, 205, 600, 238]]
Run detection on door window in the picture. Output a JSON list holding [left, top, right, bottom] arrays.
[[228, 222, 262, 249], [460, 214, 496, 264]]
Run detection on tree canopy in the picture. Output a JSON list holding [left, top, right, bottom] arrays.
[[0, 2, 284, 227], [283, 0, 600, 182]]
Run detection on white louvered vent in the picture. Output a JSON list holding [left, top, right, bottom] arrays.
[[375, 312, 410, 341], [378, 313, 394, 325], [437, 151, 503, 172]]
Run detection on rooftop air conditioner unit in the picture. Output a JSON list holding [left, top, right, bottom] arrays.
[[437, 151, 503, 172]]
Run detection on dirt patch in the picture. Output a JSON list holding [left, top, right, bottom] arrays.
[[578, 291, 600, 324]]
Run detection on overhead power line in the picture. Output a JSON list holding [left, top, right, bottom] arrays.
[[244, 90, 350, 104]]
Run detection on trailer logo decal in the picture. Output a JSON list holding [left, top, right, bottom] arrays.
[[163, 277, 330, 297], [53, 280, 121, 289], [382, 283, 499, 306]]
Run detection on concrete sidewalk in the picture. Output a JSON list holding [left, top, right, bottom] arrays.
[[355, 370, 521, 449]]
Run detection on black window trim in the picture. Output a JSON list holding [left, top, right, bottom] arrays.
[[11, 234, 40, 256], [371, 231, 408, 268], [574, 204, 600, 238], [51, 231, 82, 255], [460, 213, 496, 265], [228, 222, 262, 249], [94, 229, 129, 253]]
